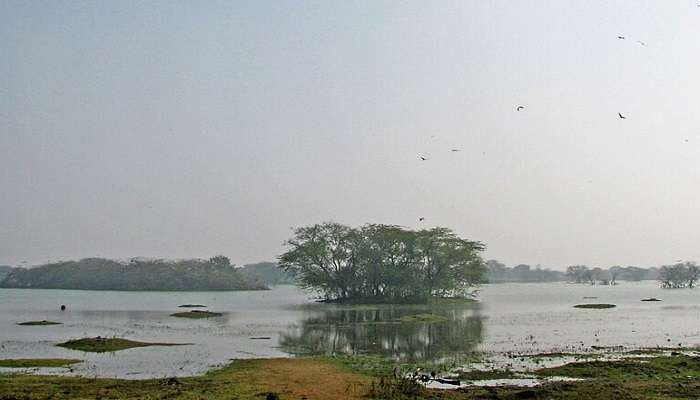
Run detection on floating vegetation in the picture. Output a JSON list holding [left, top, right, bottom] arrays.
[[396, 314, 449, 323], [17, 320, 62, 326], [57, 337, 186, 353], [573, 304, 616, 309], [0, 359, 81, 368], [178, 304, 207, 308], [170, 310, 222, 319]]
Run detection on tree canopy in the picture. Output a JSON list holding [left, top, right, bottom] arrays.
[[278, 223, 486, 303], [0, 257, 267, 291]]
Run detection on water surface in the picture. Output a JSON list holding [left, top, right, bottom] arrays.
[[1, 281, 697, 378]]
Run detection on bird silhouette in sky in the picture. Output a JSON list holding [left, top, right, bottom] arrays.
[[451, 149, 460, 152], [618, 35, 625, 39], [637, 40, 647, 46], [618, 113, 626, 119], [516, 105, 525, 111], [419, 155, 428, 161], [419, 217, 425, 222]]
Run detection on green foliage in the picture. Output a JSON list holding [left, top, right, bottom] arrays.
[[0, 257, 268, 291], [279, 223, 486, 303], [659, 262, 700, 289], [239, 262, 295, 285]]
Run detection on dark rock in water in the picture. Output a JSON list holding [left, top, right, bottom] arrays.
[[641, 298, 662, 302], [434, 378, 461, 386]]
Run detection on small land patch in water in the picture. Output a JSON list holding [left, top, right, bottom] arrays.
[[170, 310, 222, 318], [573, 304, 616, 309], [17, 320, 62, 326], [56, 337, 186, 353], [0, 359, 81, 368]]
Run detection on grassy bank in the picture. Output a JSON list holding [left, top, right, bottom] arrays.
[[0, 359, 81, 368], [2, 353, 700, 399]]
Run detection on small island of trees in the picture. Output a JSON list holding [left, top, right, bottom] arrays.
[[279, 222, 486, 303]]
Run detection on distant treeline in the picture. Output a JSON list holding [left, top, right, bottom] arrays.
[[486, 260, 660, 284], [0, 266, 15, 281], [238, 262, 295, 285], [0, 256, 267, 291]]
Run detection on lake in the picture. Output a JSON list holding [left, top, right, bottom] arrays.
[[1, 281, 698, 378]]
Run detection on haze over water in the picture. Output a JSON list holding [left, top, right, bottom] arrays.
[[2, 1, 700, 268]]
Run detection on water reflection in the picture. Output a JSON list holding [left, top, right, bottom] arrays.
[[279, 304, 483, 362]]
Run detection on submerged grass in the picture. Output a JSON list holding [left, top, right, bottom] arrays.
[[0, 359, 81, 368], [396, 313, 449, 323], [16, 320, 62, 326], [56, 337, 186, 353], [170, 310, 222, 318]]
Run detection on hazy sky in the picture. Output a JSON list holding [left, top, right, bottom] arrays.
[[2, 1, 699, 269]]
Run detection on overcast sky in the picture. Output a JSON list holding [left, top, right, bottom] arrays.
[[2, 1, 699, 269]]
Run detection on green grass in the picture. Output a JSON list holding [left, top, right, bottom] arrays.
[[56, 337, 186, 353], [573, 303, 616, 309], [17, 320, 62, 326], [396, 313, 449, 323], [3, 352, 700, 399], [170, 310, 222, 318], [0, 359, 81, 368]]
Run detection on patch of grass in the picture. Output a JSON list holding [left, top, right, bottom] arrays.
[[170, 310, 222, 318], [17, 320, 62, 326], [573, 303, 616, 309], [178, 304, 207, 308], [396, 313, 449, 323], [56, 337, 186, 353], [0, 357, 371, 400], [0, 359, 81, 368]]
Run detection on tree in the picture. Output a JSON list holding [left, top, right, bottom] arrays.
[[279, 222, 485, 302], [659, 262, 700, 289], [209, 255, 232, 267], [566, 265, 590, 284]]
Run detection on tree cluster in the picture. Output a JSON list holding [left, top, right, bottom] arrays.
[[0, 256, 267, 291], [485, 260, 564, 283], [278, 223, 486, 303], [658, 262, 700, 289]]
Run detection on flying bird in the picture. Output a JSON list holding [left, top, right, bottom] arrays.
[[516, 105, 525, 111], [451, 149, 460, 152], [419, 155, 428, 161], [637, 40, 647, 46], [419, 217, 425, 222], [618, 112, 626, 119], [618, 35, 625, 39]]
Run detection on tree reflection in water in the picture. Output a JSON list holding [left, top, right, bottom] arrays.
[[279, 303, 483, 363]]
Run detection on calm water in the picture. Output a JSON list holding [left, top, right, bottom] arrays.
[[1, 282, 698, 378]]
